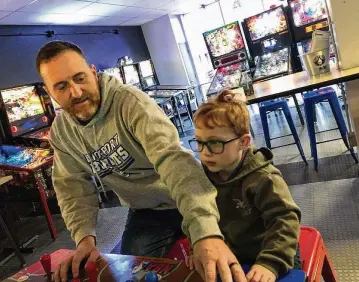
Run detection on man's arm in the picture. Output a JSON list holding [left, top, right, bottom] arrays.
[[120, 88, 223, 244], [50, 129, 99, 246]]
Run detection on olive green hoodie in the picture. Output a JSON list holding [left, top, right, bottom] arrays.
[[204, 146, 301, 278]]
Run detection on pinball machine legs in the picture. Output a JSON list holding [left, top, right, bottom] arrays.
[[0, 209, 26, 267], [35, 173, 57, 240]]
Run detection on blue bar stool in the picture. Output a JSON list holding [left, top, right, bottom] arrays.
[[259, 98, 308, 164], [303, 87, 358, 170]]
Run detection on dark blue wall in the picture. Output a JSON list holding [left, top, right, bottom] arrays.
[[0, 25, 151, 89]]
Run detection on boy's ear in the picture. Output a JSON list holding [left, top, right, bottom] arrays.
[[240, 134, 251, 148]]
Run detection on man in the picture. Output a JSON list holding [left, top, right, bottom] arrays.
[[36, 41, 246, 282]]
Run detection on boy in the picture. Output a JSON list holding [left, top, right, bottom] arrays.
[[188, 89, 301, 282]]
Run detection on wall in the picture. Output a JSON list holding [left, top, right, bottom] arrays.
[[142, 15, 189, 85], [326, 0, 359, 70], [0, 25, 150, 89]]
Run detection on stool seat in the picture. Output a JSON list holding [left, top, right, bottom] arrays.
[[303, 87, 358, 170], [259, 97, 287, 108], [304, 88, 336, 100], [259, 98, 307, 164]]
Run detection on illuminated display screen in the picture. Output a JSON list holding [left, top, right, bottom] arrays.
[[203, 22, 245, 59], [2, 86, 44, 123], [123, 65, 140, 85], [103, 68, 123, 83], [139, 60, 154, 78], [1, 85, 48, 137], [246, 6, 288, 41], [289, 0, 327, 27]]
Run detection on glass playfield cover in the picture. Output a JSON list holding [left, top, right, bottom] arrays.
[[0, 145, 52, 170], [253, 48, 289, 81]]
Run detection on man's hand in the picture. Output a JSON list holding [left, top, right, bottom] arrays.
[[53, 236, 99, 282], [193, 238, 247, 282], [246, 264, 276, 282]]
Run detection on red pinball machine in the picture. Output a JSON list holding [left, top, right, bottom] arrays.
[[0, 143, 58, 266], [0, 84, 56, 149], [0, 85, 58, 265]]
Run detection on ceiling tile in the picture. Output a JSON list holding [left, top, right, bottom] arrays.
[[132, 0, 172, 9], [48, 13, 102, 25], [90, 15, 132, 25], [0, 11, 52, 25], [96, 0, 140, 5], [0, 0, 37, 11], [141, 9, 168, 19], [19, 0, 92, 14], [158, 1, 179, 12], [0, 10, 12, 18], [111, 6, 149, 17], [120, 17, 154, 25], [76, 2, 125, 16]]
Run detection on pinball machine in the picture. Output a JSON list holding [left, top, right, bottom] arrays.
[[138, 60, 158, 90], [243, 5, 295, 81], [0, 84, 55, 149], [203, 21, 252, 97], [287, 0, 334, 71], [121, 63, 142, 90], [99, 67, 124, 84], [0, 144, 57, 266]]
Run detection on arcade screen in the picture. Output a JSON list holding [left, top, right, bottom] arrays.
[[103, 67, 123, 83], [203, 22, 245, 59], [0, 145, 52, 170], [246, 6, 288, 41], [1, 85, 48, 137], [123, 65, 140, 85], [139, 60, 154, 78], [289, 0, 327, 27], [207, 62, 247, 96]]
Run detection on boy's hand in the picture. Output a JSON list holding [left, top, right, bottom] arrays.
[[185, 255, 194, 270], [246, 264, 276, 282]]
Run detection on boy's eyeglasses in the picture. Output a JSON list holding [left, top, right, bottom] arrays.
[[189, 136, 241, 154]]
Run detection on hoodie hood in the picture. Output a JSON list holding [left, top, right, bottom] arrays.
[[204, 145, 274, 185], [64, 73, 119, 127]]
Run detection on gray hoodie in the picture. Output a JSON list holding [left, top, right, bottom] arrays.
[[49, 73, 222, 246]]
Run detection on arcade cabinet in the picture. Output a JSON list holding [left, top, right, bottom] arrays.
[[0, 144, 57, 265], [203, 21, 252, 97], [138, 60, 158, 90], [287, 0, 331, 71], [121, 63, 142, 90], [99, 67, 124, 84], [0, 84, 55, 149], [243, 5, 295, 81]]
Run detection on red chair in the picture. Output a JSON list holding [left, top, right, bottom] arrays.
[[299, 226, 338, 282], [165, 236, 191, 260]]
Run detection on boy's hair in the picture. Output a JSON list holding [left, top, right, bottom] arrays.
[[194, 89, 250, 136], [36, 41, 86, 75]]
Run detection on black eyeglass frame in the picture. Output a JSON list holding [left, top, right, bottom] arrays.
[[189, 136, 242, 154]]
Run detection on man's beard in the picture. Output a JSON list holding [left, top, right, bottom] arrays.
[[63, 91, 100, 122]]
